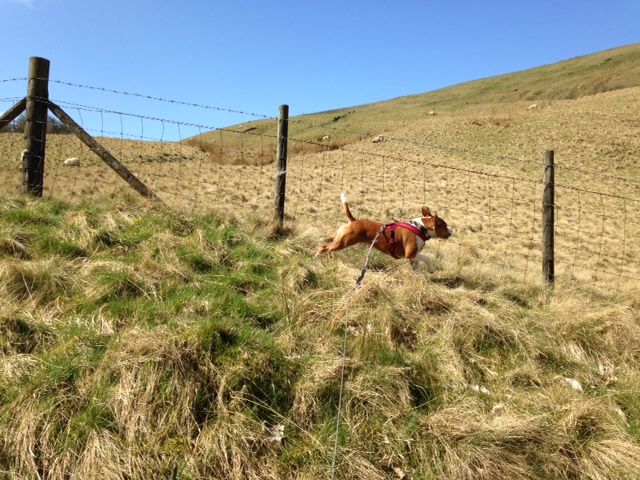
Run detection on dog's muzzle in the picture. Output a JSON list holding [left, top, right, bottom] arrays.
[[448, 228, 453, 237]]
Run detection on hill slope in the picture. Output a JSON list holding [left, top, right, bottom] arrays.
[[1, 196, 639, 479], [195, 43, 640, 148]]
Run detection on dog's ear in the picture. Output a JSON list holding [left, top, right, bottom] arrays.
[[421, 207, 432, 217]]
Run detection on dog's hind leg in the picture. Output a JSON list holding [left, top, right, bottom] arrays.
[[316, 225, 352, 256], [316, 234, 353, 256], [316, 241, 340, 256]]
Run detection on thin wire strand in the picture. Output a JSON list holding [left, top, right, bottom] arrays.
[[45, 78, 275, 119]]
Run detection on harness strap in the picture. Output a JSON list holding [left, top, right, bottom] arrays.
[[409, 220, 431, 240], [356, 222, 430, 285], [382, 224, 401, 259]]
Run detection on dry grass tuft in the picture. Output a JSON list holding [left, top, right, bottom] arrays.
[[0, 236, 31, 260], [1, 258, 76, 306]]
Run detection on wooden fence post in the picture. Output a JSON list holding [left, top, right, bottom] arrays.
[[24, 56, 50, 196], [542, 150, 555, 285], [273, 104, 289, 231]]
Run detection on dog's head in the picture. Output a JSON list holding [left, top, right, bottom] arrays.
[[419, 207, 452, 239]]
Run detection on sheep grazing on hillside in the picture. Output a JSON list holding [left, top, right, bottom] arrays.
[[63, 157, 80, 167], [372, 134, 385, 143]]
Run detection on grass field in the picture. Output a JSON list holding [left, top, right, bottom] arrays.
[[1, 195, 639, 479], [1, 43, 640, 478]]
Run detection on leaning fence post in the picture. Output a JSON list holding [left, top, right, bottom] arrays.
[[273, 104, 289, 231], [542, 150, 555, 285], [48, 101, 166, 207], [24, 56, 50, 196]]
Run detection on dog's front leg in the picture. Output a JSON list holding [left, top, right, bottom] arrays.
[[414, 253, 435, 273]]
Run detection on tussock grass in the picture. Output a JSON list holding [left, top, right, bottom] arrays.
[[1, 258, 77, 306], [0, 195, 639, 479]]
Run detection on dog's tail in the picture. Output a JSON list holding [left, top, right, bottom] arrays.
[[340, 192, 356, 222]]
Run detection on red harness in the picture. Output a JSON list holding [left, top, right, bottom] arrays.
[[382, 222, 429, 258]]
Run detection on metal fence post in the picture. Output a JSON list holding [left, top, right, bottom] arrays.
[[542, 150, 555, 284], [24, 56, 50, 196]]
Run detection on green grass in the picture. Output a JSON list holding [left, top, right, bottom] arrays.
[[1, 195, 639, 479]]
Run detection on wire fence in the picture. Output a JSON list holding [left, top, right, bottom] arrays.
[[1, 77, 639, 289]]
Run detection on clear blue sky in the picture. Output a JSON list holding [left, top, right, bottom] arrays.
[[2, 0, 639, 140]]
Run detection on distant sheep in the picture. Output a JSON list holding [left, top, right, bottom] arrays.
[[321, 135, 331, 141], [527, 104, 538, 110], [428, 110, 437, 115], [63, 157, 80, 167], [372, 135, 385, 143]]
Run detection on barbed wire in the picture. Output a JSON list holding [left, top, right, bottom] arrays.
[[289, 114, 548, 168], [289, 134, 544, 186], [46, 98, 278, 141], [8, 75, 640, 189], [0, 97, 24, 103], [556, 182, 640, 204], [41, 78, 276, 120], [289, 110, 640, 187]]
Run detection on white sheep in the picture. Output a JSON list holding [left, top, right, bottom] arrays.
[[63, 157, 80, 167]]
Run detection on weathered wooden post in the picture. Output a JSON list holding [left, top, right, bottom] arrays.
[[273, 104, 289, 231], [542, 150, 555, 285], [24, 56, 50, 196]]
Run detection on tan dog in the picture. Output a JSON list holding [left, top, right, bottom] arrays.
[[317, 193, 452, 271]]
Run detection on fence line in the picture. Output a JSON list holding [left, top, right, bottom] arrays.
[[4, 75, 639, 181], [47, 98, 277, 138], [5, 93, 637, 198], [2, 64, 639, 289], [7, 90, 640, 191], [287, 107, 640, 194], [42, 78, 277, 120]]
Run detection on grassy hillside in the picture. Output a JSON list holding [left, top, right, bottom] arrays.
[[1, 196, 639, 479], [193, 43, 640, 148]]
